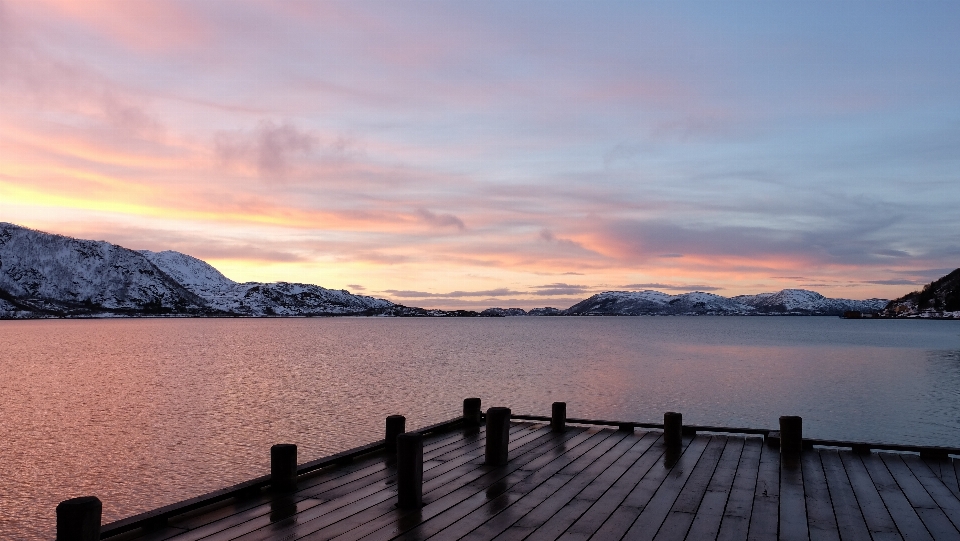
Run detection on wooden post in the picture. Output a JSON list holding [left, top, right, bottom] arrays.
[[780, 416, 802, 457], [485, 407, 511, 466], [271, 444, 297, 491], [551, 402, 566, 432], [463, 397, 482, 426], [396, 432, 423, 509], [386, 415, 406, 452], [57, 496, 101, 541], [664, 412, 682, 448]]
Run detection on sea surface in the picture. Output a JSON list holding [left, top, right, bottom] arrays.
[[1, 316, 959, 539]]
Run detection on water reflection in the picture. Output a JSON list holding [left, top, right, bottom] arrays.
[[1, 317, 959, 540]]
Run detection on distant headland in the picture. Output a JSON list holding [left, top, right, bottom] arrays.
[[1, 222, 955, 319]]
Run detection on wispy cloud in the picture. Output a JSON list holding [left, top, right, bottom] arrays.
[[215, 121, 316, 178], [382, 288, 523, 298], [416, 208, 466, 230], [623, 283, 723, 292], [2, 1, 959, 305]]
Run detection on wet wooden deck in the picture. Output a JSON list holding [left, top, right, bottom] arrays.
[[107, 421, 960, 541]]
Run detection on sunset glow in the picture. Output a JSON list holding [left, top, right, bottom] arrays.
[[2, 0, 958, 309]]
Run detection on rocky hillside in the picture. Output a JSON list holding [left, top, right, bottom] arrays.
[[0, 223, 396, 318], [884, 268, 960, 318], [0, 223, 206, 317]]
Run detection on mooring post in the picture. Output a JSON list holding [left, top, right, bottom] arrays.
[[780, 416, 802, 457], [396, 432, 423, 509], [463, 397, 482, 426], [551, 402, 566, 432], [485, 407, 511, 465], [386, 415, 406, 452], [664, 412, 683, 448], [56, 496, 101, 541], [271, 443, 298, 492]]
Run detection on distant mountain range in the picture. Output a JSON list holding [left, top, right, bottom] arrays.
[[0, 222, 925, 319], [482, 289, 888, 317]]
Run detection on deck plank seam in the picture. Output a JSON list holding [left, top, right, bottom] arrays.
[[380, 427, 614, 541]]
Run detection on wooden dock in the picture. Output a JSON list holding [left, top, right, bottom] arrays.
[[59, 404, 960, 541]]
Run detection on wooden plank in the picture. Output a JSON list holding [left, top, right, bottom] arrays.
[[362, 428, 623, 541], [314, 426, 595, 541], [746, 437, 780, 541], [597, 435, 710, 541], [553, 433, 667, 541], [285, 424, 568, 541], [315, 431, 600, 541], [437, 428, 612, 541], [716, 437, 762, 541], [298, 424, 501, 500], [499, 431, 642, 541], [584, 435, 701, 540], [927, 458, 960, 501], [298, 424, 479, 491], [881, 454, 960, 539], [461, 429, 632, 541], [484, 432, 661, 541], [651, 436, 729, 541], [859, 452, 933, 541], [799, 450, 839, 541], [804, 449, 868, 541], [779, 453, 809, 541], [458, 431, 660, 541], [684, 435, 746, 541], [390, 429, 634, 541], [836, 451, 902, 541], [902, 454, 960, 533], [954, 460, 960, 500], [193, 425, 553, 541]]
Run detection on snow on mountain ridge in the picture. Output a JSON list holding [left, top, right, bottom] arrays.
[[567, 288, 887, 315], [566, 290, 755, 315], [140, 248, 394, 316], [0, 222, 204, 314], [139, 250, 236, 292], [1, 223, 397, 317]]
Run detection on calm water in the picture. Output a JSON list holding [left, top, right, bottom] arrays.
[[1, 316, 959, 539]]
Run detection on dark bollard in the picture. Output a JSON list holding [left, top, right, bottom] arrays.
[[386, 415, 406, 452], [57, 496, 102, 541], [780, 416, 803, 457], [551, 402, 566, 432], [664, 412, 683, 448], [271, 444, 298, 492], [396, 432, 423, 509], [485, 407, 511, 466], [463, 398, 482, 426]]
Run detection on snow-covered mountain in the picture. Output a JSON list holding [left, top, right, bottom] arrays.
[[0, 223, 206, 316], [733, 289, 887, 315], [566, 290, 753, 315], [139, 250, 392, 316], [565, 289, 887, 316], [0, 222, 896, 319], [0, 223, 396, 318]]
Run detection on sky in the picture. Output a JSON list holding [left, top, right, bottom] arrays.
[[1, 0, 959, 310]]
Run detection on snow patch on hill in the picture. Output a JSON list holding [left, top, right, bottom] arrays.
[[566, 289, 887, 316], [1, 223, 398, 317]]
